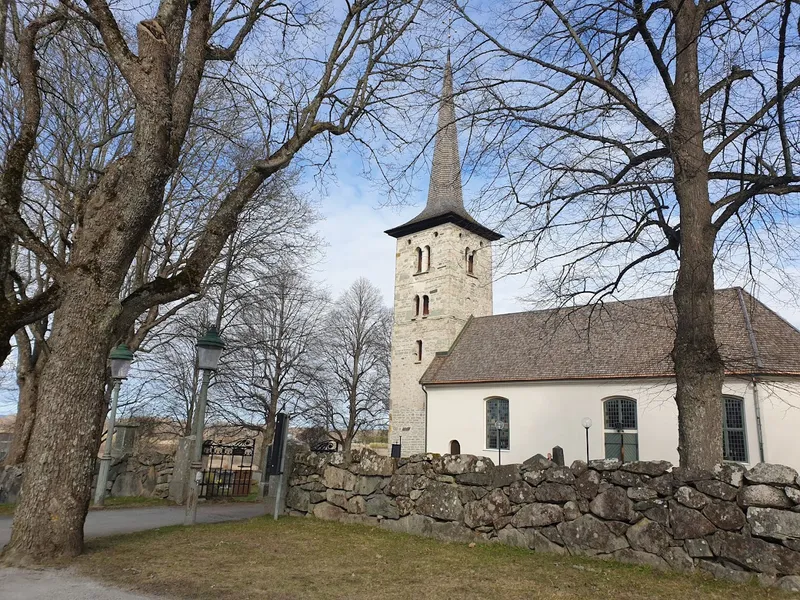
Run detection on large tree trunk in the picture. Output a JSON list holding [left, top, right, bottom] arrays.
[[1, 281, 116, 564], [670, 0, 724, 470]]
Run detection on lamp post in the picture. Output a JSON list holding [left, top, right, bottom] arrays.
[[185, 326, 225, 526], [495, 420, 506, 466], [581, 417, 593, 464], [94, 344, 134, 506]]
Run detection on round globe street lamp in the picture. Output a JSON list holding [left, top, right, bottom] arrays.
[[581, 417, 593, 464], [94, 344, 135, 506], [494, 420, 506, 466], [185, 326, 225, 526]]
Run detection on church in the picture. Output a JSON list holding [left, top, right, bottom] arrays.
[[385, 58, 800, 471]]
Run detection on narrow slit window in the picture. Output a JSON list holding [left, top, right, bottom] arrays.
[[422, 295, 429, 316], [415, 340, 423, 362], [468, 251, 475, 275], [416, 247, 423, 273], [414, 295, 420, 317], [425, 245, 431, 271]]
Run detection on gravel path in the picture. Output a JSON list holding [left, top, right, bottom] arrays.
[[0, 503, 266, 547], [0, 567, 166, 599], [0, 503, 267, 599]]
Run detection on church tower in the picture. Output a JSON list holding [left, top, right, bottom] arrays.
[[385, 56, 502, 456]]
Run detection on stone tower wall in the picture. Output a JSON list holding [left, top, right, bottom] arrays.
[[389, 222, 493, 455]]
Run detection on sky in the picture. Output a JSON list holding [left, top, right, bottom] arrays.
[[306, 153, 800, 327], [305, 158, 535, 318]]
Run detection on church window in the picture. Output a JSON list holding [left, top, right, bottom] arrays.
[[422, 295, 430, 316], [603, 397, 638, 462], [415, 340, 423, 362], [449, 440, 461, 455], [416, 247, 423, 273], [425, 245, 431, 271], [414, 295, 420, 317], [486, 397, 510, 450], [723, 396, 748, 462], [468, 252, 475, 275]]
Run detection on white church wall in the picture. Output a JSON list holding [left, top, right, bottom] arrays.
[[425, 377, 800, 470], [756, 378, 800, 467]]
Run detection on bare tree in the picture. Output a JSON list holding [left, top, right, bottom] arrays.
[[452, 0, 800, 469], [218, 268, 329, 468], [1, 0, 424, 563], [306, 278, 390, 459], [130, 169, 318, 427]]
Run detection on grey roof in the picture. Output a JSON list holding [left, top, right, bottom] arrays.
[[421, 288, 800, 385], [385, 56, 502, 241]]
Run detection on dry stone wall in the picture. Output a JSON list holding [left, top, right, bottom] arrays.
[[287, 449, 800, 592], [92, 450, 175, 500]]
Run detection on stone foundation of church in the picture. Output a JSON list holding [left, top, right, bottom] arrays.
[[285, 448, 800, 591]]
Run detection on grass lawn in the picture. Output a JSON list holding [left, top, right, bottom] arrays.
[[76, 516, 794, 600]]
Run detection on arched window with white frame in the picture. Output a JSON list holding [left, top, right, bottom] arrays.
[[485, 397, 510, 450], [603, 397, 638, 462]]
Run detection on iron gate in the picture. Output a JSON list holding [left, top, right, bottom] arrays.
[[199, 438, 255, 498]]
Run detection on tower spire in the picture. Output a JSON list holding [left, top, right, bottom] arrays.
[[384, 55, 502, 242], [426, 53, 464, 214]]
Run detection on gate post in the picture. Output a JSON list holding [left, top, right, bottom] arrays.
[[265, 413, 291, 519]]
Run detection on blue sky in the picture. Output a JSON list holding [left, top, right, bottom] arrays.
[[305, 148, 536, 317]]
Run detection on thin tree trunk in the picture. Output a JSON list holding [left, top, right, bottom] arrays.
[[5, 327, 49, 465], [670, 0, 724, 471], [342, 436, 353, 462], [4, 365, 38, 465]]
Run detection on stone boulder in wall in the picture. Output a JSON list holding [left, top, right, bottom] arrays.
[[463, 488, 511, 529], [351, 451, 394, 477], [748, 507, 800, 541], [589, 487, 635, 522], [711, 531, 800, 575], [415, 481, 463, 521], [433, 454, 494, 476], [510, 503, 564, 528], [557, 514, 629, 555], [745, 463, 799, 486], [111, 471, 144, 497], [0, 465, 23, 504]]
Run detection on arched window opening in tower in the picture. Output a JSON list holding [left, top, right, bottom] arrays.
[[467, 251, 475, 275], [416, 247, 423, 273], [422, 295, 430, 316], [416, 340, 423, 362], [414, 295, 420, 317], [425, 245, 431, 271]]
